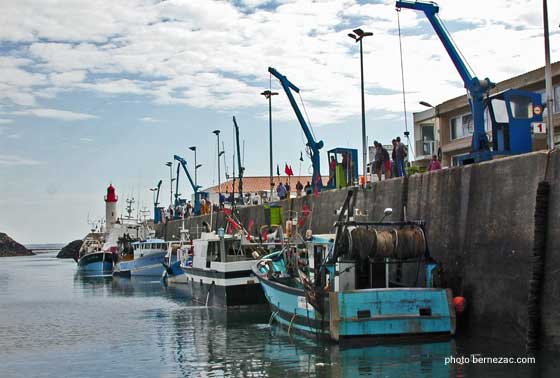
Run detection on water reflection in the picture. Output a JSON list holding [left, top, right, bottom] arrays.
[[1, 254, 557, 378]]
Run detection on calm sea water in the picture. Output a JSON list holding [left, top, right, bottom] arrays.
[[1, 252, 559, 378]]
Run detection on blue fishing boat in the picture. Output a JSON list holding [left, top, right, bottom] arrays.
[[113, 239, 168, 277], [76, 233, 114, 274], [253, 190, 456, 342], [162, 222, 191, 285]]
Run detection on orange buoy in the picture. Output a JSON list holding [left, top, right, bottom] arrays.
[[453, 296, 467, 314]]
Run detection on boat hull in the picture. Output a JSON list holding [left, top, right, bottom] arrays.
[[162, 260, 188, 284], [256, 272, 456, 342], [181, 266, 266, 307], [114, 251, 166, 277], [77, 252, 114, 274]]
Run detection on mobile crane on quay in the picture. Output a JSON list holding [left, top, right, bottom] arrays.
[[173, 154, 202, 215], [268, 67, 358, 190], [395, 0, 545, 165]]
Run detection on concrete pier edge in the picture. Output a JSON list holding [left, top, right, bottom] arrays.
[[157, 150, 560, 351]]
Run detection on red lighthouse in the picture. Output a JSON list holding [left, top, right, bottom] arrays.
[[105, 184, 118, 231]]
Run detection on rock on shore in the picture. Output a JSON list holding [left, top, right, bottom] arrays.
[[56, 239, 83, 260], [0, 233, 35, 257]]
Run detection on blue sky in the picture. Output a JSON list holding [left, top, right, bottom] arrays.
[[0, 0, 559, 243]]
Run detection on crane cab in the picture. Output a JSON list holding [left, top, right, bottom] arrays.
[[488, 88, 545, 155], [459, 89, 545, 165], [326, 148, 358, 189]]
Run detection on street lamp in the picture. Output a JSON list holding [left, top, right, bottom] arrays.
[[188, 146, 202, 187], [348, 28, 373, 184], [212, 130, 224, 203], [165, 161, 173, 207], [261, 89, 278, 201]]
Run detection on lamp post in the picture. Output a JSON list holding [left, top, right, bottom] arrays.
[[188, 146, 202, 187], [212, 130, 224, 203], [348, 28, 373, 184], [165, 161, 173, 207], [261, 89, 278, 200], [543, 0, 555, 149]]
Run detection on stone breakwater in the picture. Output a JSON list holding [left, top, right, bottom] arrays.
[[56, 240, 83, 260], [157, 150, 560, 351], [0, 232, 34, 257]]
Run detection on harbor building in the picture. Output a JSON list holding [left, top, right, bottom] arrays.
[[413, 61, 560, 168], [202, 175, 329, 204]]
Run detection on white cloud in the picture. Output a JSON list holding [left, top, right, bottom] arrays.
[[79, 137, 94, 143], [0, 0, 558, 125], [0, 154, 42, 166], [140, 117, 160, 122], [13, 108, 97, 121], [0, 119, 13, 124], [49, 70, 87, 86]]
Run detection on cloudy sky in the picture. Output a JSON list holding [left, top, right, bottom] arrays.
[[1, 0, 559, 243]]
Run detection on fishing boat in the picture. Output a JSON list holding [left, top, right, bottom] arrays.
[[113, 238, 168, 277], [179, 215, 271, 307], [162, 221, 191, 285], [76, 232, 113, 274], [253, 190, 456, 342]]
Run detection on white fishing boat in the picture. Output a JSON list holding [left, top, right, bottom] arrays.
[[179, 216, 271, 307]]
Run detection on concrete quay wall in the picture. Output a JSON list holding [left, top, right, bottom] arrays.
[[157, 150, 560, 350]]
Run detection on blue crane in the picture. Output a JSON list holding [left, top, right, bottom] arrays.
[[174, 154, 201, 215], [395, 0, 544, 164], [232, 116, 244, 203], [153, 179, 163, 224], [268, 67, 324, 191]]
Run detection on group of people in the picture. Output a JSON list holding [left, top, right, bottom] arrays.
[[276, 180, 312, 200], [373, 137, 408, 181]]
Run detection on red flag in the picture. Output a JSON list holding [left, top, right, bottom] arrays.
[[288, 165, 294, 176], [284, 163, 291, 176]]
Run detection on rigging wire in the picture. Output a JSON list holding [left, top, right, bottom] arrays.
[[439, 14, 476, 79], [297, 92, 314, 174], [396, 8, 415, 161]]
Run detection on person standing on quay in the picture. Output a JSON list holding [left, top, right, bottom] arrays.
[[296, 180, 303, 197], [395, 137, 407, 177], [428, 155, 442, 171], [276, 182, 287, 200]]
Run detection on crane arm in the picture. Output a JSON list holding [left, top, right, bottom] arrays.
[[395, 1, 478, 87], [174, 154, 201, 214], [233, 116, 244, 201], [154, 180, 162, 206], [395, 0, 492, 155], [268, 67, 324, 189]]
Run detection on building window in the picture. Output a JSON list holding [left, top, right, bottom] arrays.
[[539, 86, 560, 116], [452, 153, 469, 167], [450, 113, 473, 140]]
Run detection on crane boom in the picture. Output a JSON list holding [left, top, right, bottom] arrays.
[[154, 180, 162, 207], [233, 116, 244, 202], [268, 67, 324, 190], [174, 154, 201, 215], [395, 0, 493, 159]]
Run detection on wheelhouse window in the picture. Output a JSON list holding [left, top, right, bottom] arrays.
[[509, 95, 533, 119]]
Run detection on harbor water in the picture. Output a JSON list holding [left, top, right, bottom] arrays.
[[1, 252, 559, 378]]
